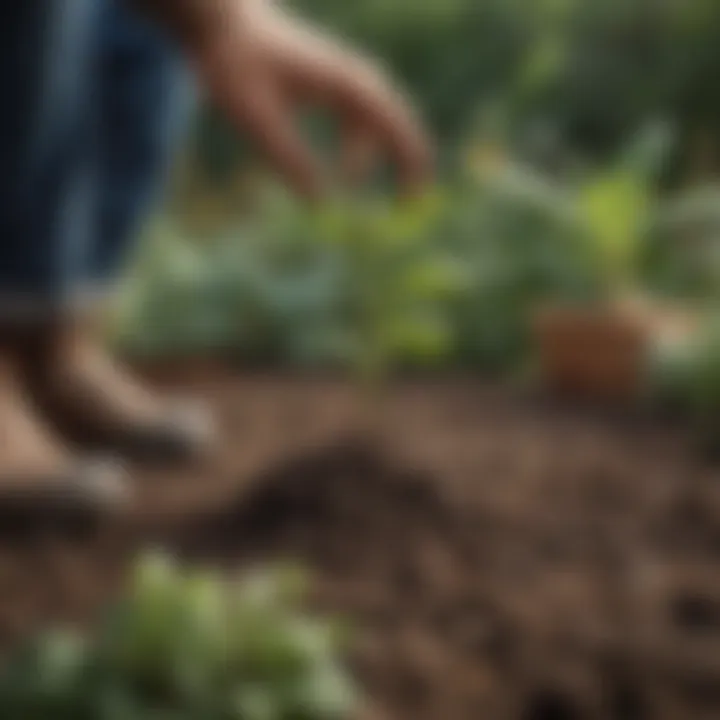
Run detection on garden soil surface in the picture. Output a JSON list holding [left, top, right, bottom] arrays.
[[1, 372, 720, 720]]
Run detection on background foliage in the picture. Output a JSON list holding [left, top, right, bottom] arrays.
[[192, 0, 720, 181], [117, 0, 720, 410]]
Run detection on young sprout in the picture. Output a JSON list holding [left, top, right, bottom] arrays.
[[312, 191, 469, 399]]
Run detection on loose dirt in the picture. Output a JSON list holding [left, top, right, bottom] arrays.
[[0, 375, 718, 720]]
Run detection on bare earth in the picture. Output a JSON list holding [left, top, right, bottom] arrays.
[[0, 372, 718, 720]]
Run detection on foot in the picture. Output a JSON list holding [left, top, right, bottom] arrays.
[[29, 324, 215, 464], [0, 355, 127, 518]]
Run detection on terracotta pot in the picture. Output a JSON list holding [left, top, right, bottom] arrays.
[[532, 299, 699, 403], [532, 304, 652, 403]]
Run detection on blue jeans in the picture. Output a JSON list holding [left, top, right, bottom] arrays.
[[0, 0, 195, 313]]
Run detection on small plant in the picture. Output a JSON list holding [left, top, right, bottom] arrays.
[[468, 123, 698, 401], [0, 552, 357, 719], [310, 191, 469, 393], [113, 188, 470, 376], [476, 121, 675, 306]]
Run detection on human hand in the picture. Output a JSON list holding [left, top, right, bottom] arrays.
[[142, 0, 433, 199]]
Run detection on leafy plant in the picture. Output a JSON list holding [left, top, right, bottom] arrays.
[[427, 173, 599, 371], [113, 208, 349, 365], [115, 173, 619, 376], [308, 191, 469, 390], [0, 552, 357, 720], [115, 189, 470, 379], [474, 122, 675, 303]]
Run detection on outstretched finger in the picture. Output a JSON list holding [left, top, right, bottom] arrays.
[[260, 11, 433, 196], [338, 122, 379, 191], [338, 68, 434, 196], [198, 40, 325, 201]]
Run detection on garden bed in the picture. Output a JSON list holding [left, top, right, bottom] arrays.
[[0, 373, 718, 719]]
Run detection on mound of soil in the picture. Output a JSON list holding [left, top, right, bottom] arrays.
[[182, 440, 455, 568]]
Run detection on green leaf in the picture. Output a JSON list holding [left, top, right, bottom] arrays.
[[397, 257, 470, 299], [289, 661, 357, 719], [578, 171, 651, 287], [0, 554, 357, 718], [232, 685, 280, 720], [384, 313, 453, 361], [517, 35, 566, 95]]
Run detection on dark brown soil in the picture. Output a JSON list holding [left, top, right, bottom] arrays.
[[0, 374, 719, 720]]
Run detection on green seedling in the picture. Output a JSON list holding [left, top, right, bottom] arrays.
[[311, 191, 469, 395]]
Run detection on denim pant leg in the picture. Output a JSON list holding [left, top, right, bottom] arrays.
[[93, 0, 196, 285], [0, 1, 101, 314]]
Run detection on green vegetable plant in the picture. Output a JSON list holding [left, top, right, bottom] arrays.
[[0, 552, 357, 720], [475, 122, 675, 306], [310, 191, 469, 394], [113, 185, 469, 377]]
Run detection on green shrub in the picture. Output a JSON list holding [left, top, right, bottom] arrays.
[[0, 552, 357, 720], [114, 190, 468, 373]]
